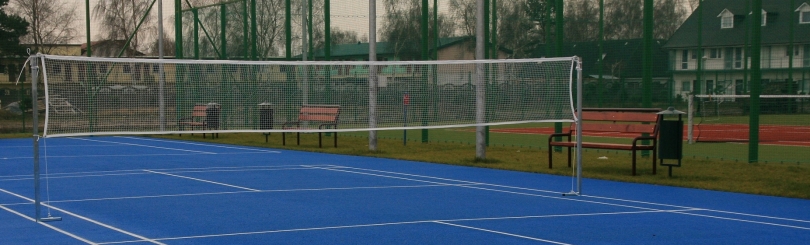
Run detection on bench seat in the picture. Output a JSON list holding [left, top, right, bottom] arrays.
[[550, 141, 656, 151]]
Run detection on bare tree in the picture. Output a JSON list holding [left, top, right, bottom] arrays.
[[147, 28, 175, 56], [448, 0, 544, 58], [93, 0, 156, 57], [600, 0, 687, 40], [9, 0, 78, 53], [563, 0, 599, 42], [653, 0, 689, 39], [382, 0, 454, 60]]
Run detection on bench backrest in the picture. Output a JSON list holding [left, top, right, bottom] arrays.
[[190, 105, 207, 118], [575, 111, 660, 135], [298, 105, 340, 123]]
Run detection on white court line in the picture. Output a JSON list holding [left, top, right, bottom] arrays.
[[0, 204, 97, 244], [434, 221, 570, 244], [582, 194, 810, 224], [306, 166, 668, 212], [3, 184, 479, 206], [143, 170, 261, 192], [0, 188, 165, 245], [0, 144, 119, 148], [116, 136, 281, 153], [1, 166, 321, 182], [97, 209, 690, 244], [0, 164, 335, 181], [333, 165, 810, 228], [1, 151, 278, 160], [70, 138, 216, 154], [673, 211, 810, 231]]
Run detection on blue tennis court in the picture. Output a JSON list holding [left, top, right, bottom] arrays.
[[1, 136, 809, 244]]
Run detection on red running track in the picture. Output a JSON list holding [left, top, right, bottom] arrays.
[[490, 125, 810, 147]]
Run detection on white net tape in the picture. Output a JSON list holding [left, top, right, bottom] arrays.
[[39, 55, 576, 137]]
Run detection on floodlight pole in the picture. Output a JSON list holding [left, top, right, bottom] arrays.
[[475, 0, 486, 159], [369, 0, 378, 151], [158, 0, 166, 132]]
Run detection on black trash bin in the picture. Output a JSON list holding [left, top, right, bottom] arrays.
[[657, 107, 686, 177], [206, 103, 221, 138], [258, 102, 274, 142]]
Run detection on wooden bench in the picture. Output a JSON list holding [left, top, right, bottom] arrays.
[[177, 104, 218, 138], [548, 108, 661, 175], [282, 105, 340, 148]]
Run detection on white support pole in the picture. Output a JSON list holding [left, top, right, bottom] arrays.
[[575, 57, 583, 194], [302, 0, 309, 106], [475, 0, 486, 159], [369, 0, 378, 151], [31, 56, 41, 222], [687, 94, 694, 144], [30, 55, 61, 222]]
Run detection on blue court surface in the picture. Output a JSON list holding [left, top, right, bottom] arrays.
[[1, 136, 809, 244]]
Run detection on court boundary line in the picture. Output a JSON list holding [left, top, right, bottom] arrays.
[[70, 138, 216, 154], [0, 188, 165, 245], [672, 211, 810, 230], [1, 151, 278, 160], [115, 136, 281, 153], [434, 221, 570, 244], [1, 164, 336, 180], [0, 203, 97, 244], [96, 209, 689, 244], [1, 166, 326, 182], [330, 165, 810, 227], [1, 183, 482, 206], [305, 166, 670, 212], [143, 170, 261, 192]]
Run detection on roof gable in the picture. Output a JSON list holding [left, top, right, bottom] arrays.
[[796, 2, 810, 12], [717, 9, 734, 17], [664, 0, 810, 49]]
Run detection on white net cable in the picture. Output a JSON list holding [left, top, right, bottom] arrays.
[[39, 55, 577, 138]]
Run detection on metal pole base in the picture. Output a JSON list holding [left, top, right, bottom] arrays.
[[39, 216, 62, 222], [562, 191, 580, 196]]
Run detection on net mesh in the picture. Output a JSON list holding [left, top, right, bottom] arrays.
[[39, 55, 576, 137], [688, 94, 810, 143]]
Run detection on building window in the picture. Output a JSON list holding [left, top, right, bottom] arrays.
[[709, 48, 722, 59], [804, 45, 810, 67], [785, 46, 802, 56], [64, 65, 73, 82], [122, 64, 132, 74], [761, 46, 771, 68], [798, 3, 810, 24], [681, 50, 689, 69], [717, 81, 727, 94], [719, 10, 735, 29], [734, 48, 743, 69], [803, 10, 810, 24], [682, 81, 691, 92], [98, 64, 108, 74], [691, 49, 697, 59]]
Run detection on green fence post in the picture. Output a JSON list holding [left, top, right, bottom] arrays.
[[749, 0, 763, 163], [553, 0, 564, 152], [421, 0, 429, 143]]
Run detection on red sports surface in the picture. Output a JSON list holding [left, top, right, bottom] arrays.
[[491, 126, 810, 147]]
